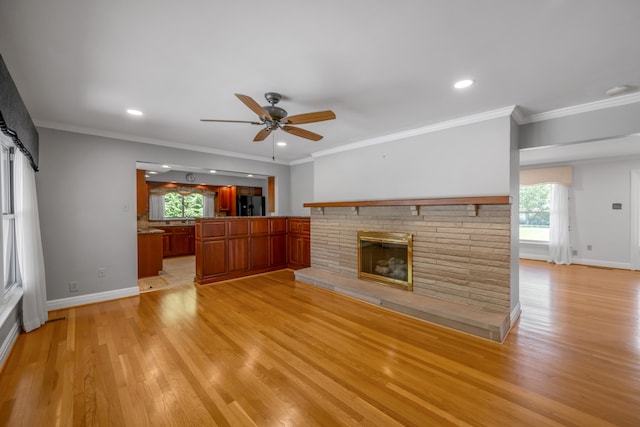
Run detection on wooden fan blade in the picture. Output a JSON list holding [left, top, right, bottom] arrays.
[[283, 110, 336, 125], [200, 119, 262, 124], [253, 128, 272, 142], [235, 93, 272, 120], [282, 125, 323, 141]]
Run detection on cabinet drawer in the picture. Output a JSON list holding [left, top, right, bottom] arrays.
[[228, 219, 249, 236], [250, 218, 269, 235], [172, 226, 194, 234], [269, 218, 287, 234], [202, 221, 226, 237], [288, 218, 310, 234]]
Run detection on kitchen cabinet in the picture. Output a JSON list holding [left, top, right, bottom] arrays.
[[237, 186, 263, 196], [137, 232, 163, 278], [250, 218, 270, 269], [269, 218, 287, 268], [156, 226, 195, 257], [287, 218, 311, 270], [195, 217, 310, 285], [217, 186, 236, 214], [136, 169, 149, 215]]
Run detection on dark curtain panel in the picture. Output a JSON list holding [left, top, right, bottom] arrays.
[[0, 54, 39, 171]]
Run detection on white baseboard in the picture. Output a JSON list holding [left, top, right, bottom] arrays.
[[0, 319, 20, 372], [47, 286, 140, 311], [520, 254, 631, 270], [570, 257, 631, 270], [519, 253, 548, 262]]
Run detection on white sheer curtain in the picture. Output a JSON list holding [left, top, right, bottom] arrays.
[[149, 194, 164, 220], [15, 150, 48, 332], [548, 183, 572, 264], [203, 194, 215, 217]]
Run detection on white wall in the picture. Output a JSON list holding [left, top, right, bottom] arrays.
[[313, 117, 512, 201], [36, 128, 292, 301], [290, 161, 314, 216], [520, 156, 640, 269]]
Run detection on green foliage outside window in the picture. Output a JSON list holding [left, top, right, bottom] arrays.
[[519, 184, 551, 241], [164, 192, 204, 218]]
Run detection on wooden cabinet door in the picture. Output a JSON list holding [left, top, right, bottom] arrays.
[[173, 231, 191, 255], [288, 235, 311, 268], [228, 238, 249, 272], [301, 237, 311, 266], [136, 170, 149, 215], [161, 233, 172, 257], [202, 240, 226, 276], [219, 187, 231, 211], [251, 235, 270, 269], [270, 234, 287, 267]]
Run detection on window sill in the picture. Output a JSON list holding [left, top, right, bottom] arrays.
[[519, 240, 549, 246], [1, 286, 23, 328]]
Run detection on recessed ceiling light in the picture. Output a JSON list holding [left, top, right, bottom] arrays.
[[148, 171, 158, 174], [247, 174, 253, 177], [605, 85, 633, 96], [162, 164, 171, 168], [277, 141, 287, 147], [126, 109, 143, 116], [454, 79, 474, 89], [210, 170, 217, 173]]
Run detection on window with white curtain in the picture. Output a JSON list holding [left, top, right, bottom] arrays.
[[519, 183, 551, 242], [1, 139, 19, 297]]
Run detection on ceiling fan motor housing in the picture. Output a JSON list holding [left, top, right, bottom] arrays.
[[263, 92, 287, 121], [263, 105, 288, 121]]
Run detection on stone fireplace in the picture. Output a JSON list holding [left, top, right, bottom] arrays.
[[358, 231, 412, 290], [294, 196, 517, 342]]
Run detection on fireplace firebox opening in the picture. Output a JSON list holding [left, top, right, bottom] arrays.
[[357, 231, 413, 291]]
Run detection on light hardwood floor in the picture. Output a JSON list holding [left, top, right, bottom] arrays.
[[1, 260, 639, 426]]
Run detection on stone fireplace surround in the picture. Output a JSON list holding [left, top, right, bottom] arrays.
[[294, 196, 514, 342]]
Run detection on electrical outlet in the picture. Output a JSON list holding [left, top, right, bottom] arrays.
[[98, 268, 106, 278], [587, 245, 592, 251], [69, 281, 79, 292]]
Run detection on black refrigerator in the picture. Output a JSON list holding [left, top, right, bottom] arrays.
[[236, 195, 265, 216]]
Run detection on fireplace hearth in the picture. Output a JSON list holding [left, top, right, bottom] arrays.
[[358, 231, 413, 291]]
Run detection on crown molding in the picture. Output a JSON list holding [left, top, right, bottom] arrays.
[[311, 106, 517, 159], [33, 120, 291, 165], [289, 156, 314, 165], [521, 92, 640, 124], [510, 105, 527, 125]]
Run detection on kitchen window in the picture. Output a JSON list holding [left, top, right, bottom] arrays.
[[164, 192, 204, 218]]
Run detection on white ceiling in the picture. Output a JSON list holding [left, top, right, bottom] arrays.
[[1, 1, 640, 164]]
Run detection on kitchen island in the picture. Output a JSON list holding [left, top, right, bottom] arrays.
[[195, 216, 310, 285]]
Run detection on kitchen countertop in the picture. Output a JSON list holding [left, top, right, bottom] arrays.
[[137, 228, 165, 235]]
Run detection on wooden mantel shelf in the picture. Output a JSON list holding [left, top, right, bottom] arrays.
[[304, 195, 511, 208]]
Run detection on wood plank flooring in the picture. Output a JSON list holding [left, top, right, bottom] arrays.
[[1, 260, 639, 426]]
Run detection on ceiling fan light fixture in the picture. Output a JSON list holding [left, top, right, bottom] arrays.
[[454, 79, 474, 89]]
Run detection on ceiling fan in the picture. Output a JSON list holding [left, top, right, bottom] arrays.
[[201, 92, 336, 142]]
